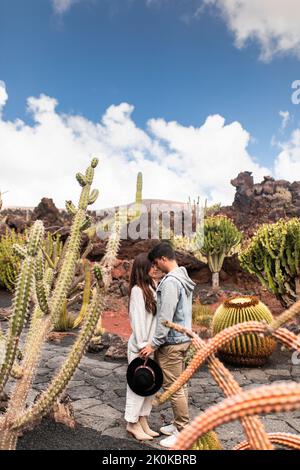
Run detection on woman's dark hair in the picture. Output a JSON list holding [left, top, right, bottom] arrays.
[[129, 253, 157, 315], [148, 241, 175, 263]]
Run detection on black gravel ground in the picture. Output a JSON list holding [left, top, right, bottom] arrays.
[[16, 419, 154, 451]]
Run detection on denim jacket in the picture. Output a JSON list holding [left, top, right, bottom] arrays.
[[151, 266, 196, 349]]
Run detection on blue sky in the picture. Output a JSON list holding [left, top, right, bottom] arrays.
[[0, 0, 300, 208]]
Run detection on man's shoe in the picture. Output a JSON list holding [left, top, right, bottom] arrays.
[[159, 423, 177, 436], [159, 429, 179, 448]]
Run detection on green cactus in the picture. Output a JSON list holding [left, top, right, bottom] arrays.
[[0, 230, 62, 293], [200, 216, 242, 290], [173, 215, 242, 290], [239, 218, 300, 308], [190, 431, 222, 450], [0, 229, 27, 292], [192, 299, 214, 328], [0, 220, 44, 393], [212, 296, 276, 366], [135, 172, 143, 218], [0, 157, 122, 450], [72, 260, 91, 329]]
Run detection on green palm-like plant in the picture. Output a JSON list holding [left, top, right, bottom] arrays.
[[173, 215, 242, 290]]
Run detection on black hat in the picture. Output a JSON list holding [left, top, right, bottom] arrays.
[[126, 357, 163, 397]]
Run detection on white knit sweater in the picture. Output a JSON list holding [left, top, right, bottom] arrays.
[[127, 285, 157, 355]]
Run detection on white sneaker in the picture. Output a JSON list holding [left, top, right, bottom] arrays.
[[159, 423, 177, 436], [159, 429, 179, 448]]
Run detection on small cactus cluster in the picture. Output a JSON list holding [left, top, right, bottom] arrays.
[[212, 296, 276, 366], [192, 298, 214, 329], [0, 158, 122, 450], [154, 297, 300, 450], [239, 218, 300, 307], [0, 229, 27, 292], [0, 230, 62, 293], [190, 431, 222, 450]]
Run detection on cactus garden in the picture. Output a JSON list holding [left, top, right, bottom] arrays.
[[2, 1, 300, 455], [0, 158, 300, 451]]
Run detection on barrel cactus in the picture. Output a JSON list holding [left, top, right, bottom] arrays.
[[212, 296, 276, 366]]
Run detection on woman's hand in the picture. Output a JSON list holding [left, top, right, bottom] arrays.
[[139, 344, 154, 358]]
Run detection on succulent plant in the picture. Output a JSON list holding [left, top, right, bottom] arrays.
[[192, 298, 214, 328], [156, 298, 300, 450], [212, 296, 276, 366], [173, 215, 242, 290], [239, 218, 300, 307], [0, 229, 27, 292], [0, 158, 122, 450], [190, 431, 222, 450]]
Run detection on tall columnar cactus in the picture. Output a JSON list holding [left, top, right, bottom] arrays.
[[135, 172, 143, 218], [239, 218, 300, 307], [0, 221, 44, 393], [212, 296, 276, 366], [0, 158, 122, 450]]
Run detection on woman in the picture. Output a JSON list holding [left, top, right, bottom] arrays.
[[125, 253, 160, 441]]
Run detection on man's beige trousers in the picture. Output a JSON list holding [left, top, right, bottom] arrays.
[[155, 342, 191, 431]]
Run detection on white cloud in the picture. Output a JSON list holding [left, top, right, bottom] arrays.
[[52, 0, 81, 14], [204, 0, 300, 61], [0, 81, 270, 209], [279, 111, 290, 131], [0, 81, 8, 114], [274, 129, 300, 181]]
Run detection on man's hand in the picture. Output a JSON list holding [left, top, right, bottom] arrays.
[[139, 344, 154, 358]]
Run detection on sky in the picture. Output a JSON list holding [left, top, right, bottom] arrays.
[[0, 0, 300, 209]]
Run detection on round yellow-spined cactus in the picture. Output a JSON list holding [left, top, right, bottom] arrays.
[[212, 296, 276, 366], [190, 431, 222, 450]]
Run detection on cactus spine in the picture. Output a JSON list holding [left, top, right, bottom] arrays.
[[212, 296, 276, 366]]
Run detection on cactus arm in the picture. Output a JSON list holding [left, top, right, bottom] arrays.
[[11, 279, 105, 432], [72, 261, 91, 329], [49, 209, 86, 325], [155, 320, 272, 449], [34, 250, 49, 314], [172, 382, 300, 450], [0, 221, 44, 393]]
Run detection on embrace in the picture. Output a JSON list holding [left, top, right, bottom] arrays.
[[124, 241, 196, 448]]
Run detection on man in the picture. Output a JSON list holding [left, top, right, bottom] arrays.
[[139, 242, 196, 448]]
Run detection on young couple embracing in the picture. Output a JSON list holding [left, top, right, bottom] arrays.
[[124, 242, 196, 448]]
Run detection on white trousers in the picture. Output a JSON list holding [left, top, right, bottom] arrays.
[[124, 350, 155, 423]]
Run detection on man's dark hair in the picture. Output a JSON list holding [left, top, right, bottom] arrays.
[[148, 241, 175, 262]]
